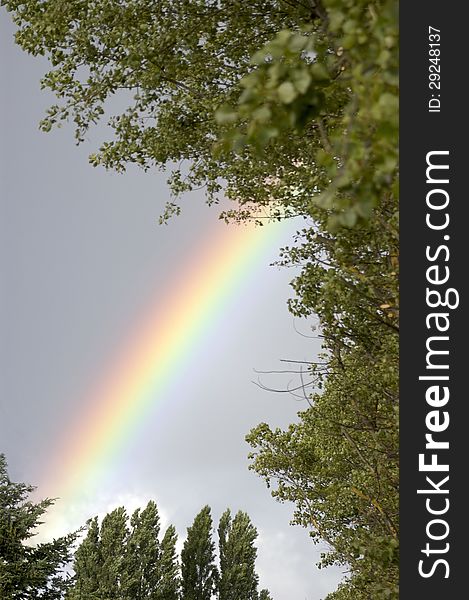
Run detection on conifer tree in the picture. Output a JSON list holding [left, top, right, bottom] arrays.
[[0, 454, 76, 600], [180, 506, 217, 600], [156, 525, 180, 600], [259, 590, 273, 600], [218, 509, 259, 600]]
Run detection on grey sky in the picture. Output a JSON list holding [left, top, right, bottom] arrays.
[[1, 11, 342, 599]]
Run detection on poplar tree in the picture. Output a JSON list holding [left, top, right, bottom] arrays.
[[156, 525, 180, 600], [218, 509, 259, 600], [122, 501, 160, 600], [180, 506, 217, 600], [0, 454, 76, 600], [98, 507, 128, 599], [68, 517, 101, 600], [69, 502, 275, 600]]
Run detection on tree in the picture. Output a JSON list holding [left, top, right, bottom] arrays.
[[98, 507, 128, 599], [155, 525, 180, 600], [259, 590, 273, 600], [1, 0, 397, 227], [243, 102, 398, 598], [246, 211, 399, 599], [247, 341, 399, 599], [2, 1, 399, 596], [245, 197, 399, 600], [68, 503, 274, 600], [0, 454, 76, 600], [180, 506, 217, 600], [121, 501, 161, 600], [67, 517, 101, 600], [70, 502, 164, 600], [218, 509, 259, 600]]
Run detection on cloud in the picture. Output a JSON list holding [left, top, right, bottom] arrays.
[[34, 490, 170, 544], [256, 527, 343, 600]]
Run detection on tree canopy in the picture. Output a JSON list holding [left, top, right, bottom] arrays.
[[218, 509, 259, 600], [1, 0, 397, 227], [156, 525, 179, 600], [67, 501, 271, 600], [0, 454, 76, 600], [180, 506, 217, 600], [122, 501, 161, 600]]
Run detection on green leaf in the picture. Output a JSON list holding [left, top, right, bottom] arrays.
[[215, 105, 238, 125], [277, 81, 297, 104], [292, 69, 312, 94], [341, 208, 358, 227], [310, 62, 329, 82], [252, 105, 272, 123]]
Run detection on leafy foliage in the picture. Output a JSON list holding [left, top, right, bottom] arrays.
[[68, 502, 270, 600], [0, 454, 76, 600], [216, 0, 398, 229], [122, 501, 161, 600], [99, 507, 129, 598], [2, 0, 399, 597], [68, 501, 180, 600], [247, 200, 399, 598], [1, 0, 397, 227], [180, 506, 217, 600], [218, 509, 260, 600], [67, 517, 100, 599], [156, 525, 179, 600]]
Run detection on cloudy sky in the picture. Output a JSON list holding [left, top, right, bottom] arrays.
[[0, 11, 342, 599]]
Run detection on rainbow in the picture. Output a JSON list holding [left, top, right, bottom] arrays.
[[41, 217, 289, 532]]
